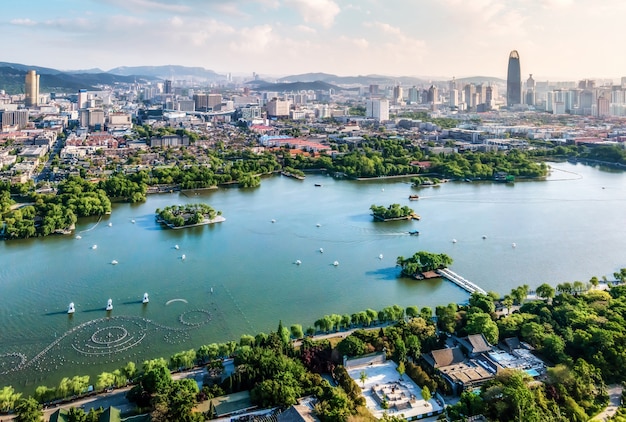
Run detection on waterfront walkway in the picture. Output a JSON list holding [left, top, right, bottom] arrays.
[[437, 268, 487, 295]]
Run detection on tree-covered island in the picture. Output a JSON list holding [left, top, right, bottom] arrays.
[[370, 203, 419, 221], [156, 204, 224, 229], [396, 251, 453, 278]]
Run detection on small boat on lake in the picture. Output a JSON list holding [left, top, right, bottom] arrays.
[[314, 183, 322, 187], [91, 244, 97, 250], [142, 293, 149, 304], [111, 260, 118, 265], [409, 194, 419, 200], [333, 261, 339, 266], [408, 230, 420, 236], [105, 299, 113, 311], [68, 302, 75, 314]]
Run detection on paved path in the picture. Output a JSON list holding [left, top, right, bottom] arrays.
[[592, 384, 623, 421]]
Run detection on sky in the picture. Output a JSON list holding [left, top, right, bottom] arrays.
[[2, 0, 626, 80]]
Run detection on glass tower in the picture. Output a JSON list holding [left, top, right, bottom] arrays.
[[507, 50, 521, 106]]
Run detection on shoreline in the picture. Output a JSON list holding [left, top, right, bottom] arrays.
[[157, 215, 226, 229]]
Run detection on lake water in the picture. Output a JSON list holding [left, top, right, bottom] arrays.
[[0, 162, 625, 391]]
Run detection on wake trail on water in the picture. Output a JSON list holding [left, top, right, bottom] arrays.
[[78, 215, 103, 233]]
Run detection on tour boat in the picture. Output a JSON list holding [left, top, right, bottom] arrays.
[[68, 302, 75, 314], [106, 299, 113, 311], [142, 293, 149, 304]]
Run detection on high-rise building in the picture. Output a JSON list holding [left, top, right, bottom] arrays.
[[393, 85, 403, 105], [507, 50, 521, 106], [365, 99, 389, 121], [464, 84, 476, 109], [266, 98, 290, 118], [25, 70, 40, 107], [408, 87, 419, 104], [164, 80, 173, 94], [427, 85, 438, 104], [525, 74, 536, 106]]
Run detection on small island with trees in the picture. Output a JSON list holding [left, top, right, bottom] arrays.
[[396, 251, 453, 279], [156, 204, 224, 229], [370, 203, 419, 221]]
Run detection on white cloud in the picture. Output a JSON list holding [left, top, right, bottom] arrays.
[[295, 24, 316, 33], [229, 25, 274, 53], [10, 18, 37, 26], [286, 0, 340, 28]]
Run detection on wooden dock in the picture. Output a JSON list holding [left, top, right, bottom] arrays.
[[437, 268, 487, 295]]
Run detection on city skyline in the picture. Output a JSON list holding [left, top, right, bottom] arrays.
[[3, 0, 626, 80]]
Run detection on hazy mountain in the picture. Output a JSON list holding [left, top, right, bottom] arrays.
[[0, 63, 151, 94], [65, 68, 106, 74], [108, 65, 224, 81], [277, 72, 429, 86], [253, 80, 354, 92]]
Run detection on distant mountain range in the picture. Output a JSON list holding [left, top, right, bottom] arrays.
[[276, 72, 506, 87], [248, 80, 356, 92], [0, 62, 224, 95]]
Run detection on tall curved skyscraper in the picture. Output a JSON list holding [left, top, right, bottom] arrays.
[[507, 50, 521, 106]]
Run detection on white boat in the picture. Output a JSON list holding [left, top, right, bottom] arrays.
[[108, 222, 112, 227], [319, 248, 324, 253], [181, 254, 186, 260], [333, 261, 339, 266], [75, 235, 82, 240], [105, 299, 113, 311], [210, 287, 214, 294], [142, 293, 149, 304], [379, 254, 383, 260], [271, 219, 276, 223], [316, 223, 321, 227], [68, 302, 75, 314], [295, 259, 302, 265], [111, 260, 118, 265], [512, 243, 517, 248], [482, 235, 487, 239], [174, 244, 180, 250], [131, 219, 136, 224], [452, 239, 457, 244], [91, 244, 97, 250]]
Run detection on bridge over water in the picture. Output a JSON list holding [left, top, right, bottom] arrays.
[[437, 268, 487, 295]]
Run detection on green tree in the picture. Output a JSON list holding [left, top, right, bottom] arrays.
[[465, 312, 499, 345], [421, 385, 431, 402], [13, 397, 43, 422], [397, 361, 405, 380], [535, 283, 555, 301], [359, 370, 368, 387]]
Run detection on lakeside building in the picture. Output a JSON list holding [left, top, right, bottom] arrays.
[[365, 99, 389, 121]]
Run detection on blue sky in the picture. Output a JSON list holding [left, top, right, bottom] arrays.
[[2, 0, 625, 80]]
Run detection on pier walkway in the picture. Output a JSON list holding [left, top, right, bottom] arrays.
[[437, 268, 487, 295]]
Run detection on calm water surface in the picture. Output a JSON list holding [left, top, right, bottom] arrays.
[[0, 162, 625, 390]]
